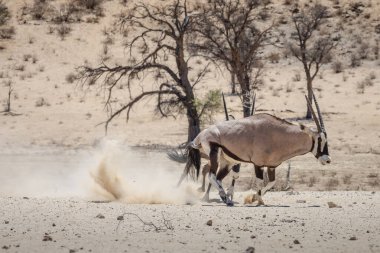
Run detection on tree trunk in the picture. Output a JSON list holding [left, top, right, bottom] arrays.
[[230, 72, 236, 95], [5, 86, 12, 113], [187, 107, 201, 143], [242, 92, 251, 118], [306, 77, 313, 119], [235, 71, 252, 118]]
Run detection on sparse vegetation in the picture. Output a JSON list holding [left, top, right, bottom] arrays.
[[0, 1, 14, 40], [66, 73, 77, 83], [332, 60, 343, 73], [35, 97, 50, 107], [325, 178, 339, 191], [342, 174, 352, 185], [57, 24, 71, 40], [268, 52, 280, 63], [307, 176, 318, 187]]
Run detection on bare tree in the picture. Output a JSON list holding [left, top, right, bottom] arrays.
[[190, 0, 273, 117], [1, 80, 20, 116], [288, 3, 338, 118], [78, 1, 214, 142]]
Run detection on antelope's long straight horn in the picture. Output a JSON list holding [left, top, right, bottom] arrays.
[[222, 92, 229, 121], [312, 90, 326, 133], [305, 95, 322, 133]]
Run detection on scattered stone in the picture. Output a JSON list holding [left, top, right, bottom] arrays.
[[245, 246, 255, 253], [206, 220, 212, 226], [349, 236, 357, 241], [42, 234, 52, 242], [4, 221, 9, 224], [52, 223, 56, 227], [251, 235, 256, 239], [294, 239, 300, 244], [327, 202, 341, 208], [96, 214, 105, 219], [23, 197, 29, 200], [2, 245, 9, 250], [117, 216, 124, 221], [69, 249, 76, 253], [375, 24, 380, 34], [262, 214, 266, 218]]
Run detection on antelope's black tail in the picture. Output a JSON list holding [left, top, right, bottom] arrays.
[[185, 143, 201, 180]]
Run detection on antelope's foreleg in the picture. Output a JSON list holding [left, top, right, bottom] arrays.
[[208, 144, 233, 206], [259, 167, 276, 196], [258, 167, 276, 202]]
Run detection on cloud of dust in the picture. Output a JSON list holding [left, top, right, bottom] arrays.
[[87, 141, 202, 204], [0, 140, 201, 204]]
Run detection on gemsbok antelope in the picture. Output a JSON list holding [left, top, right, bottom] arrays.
[[183, 92, 331, 206]]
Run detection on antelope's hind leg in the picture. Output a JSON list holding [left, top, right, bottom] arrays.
[[226, 164, 240, 201], [198, 163, 210, 192]]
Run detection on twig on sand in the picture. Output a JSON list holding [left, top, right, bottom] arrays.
[[116, 212, 174, 232]]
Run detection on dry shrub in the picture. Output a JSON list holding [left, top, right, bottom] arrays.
[[30, 0, 52, 20], [325, 178, 339, 191], [367, 173, 378, 178], [342, 174, 352, 185], [0, 1, 14, 40], [57, 24, 71, 40], [75, 0, 103, 10], [368, 178, 380, 188], [350, 54, 361, 67], [65, 73, 77, 83], [369, 71, 376, 80], [292, 72, 301, 82], [35, 97, 50, 107], [356, 81, 365, 94], [358, 42, 370, 59], [332, 60, 343, 73], [0, 26, 14, 39], [307, 176, 318, 187], [268, 52, 280, 63], [0, 0, 11, 25]]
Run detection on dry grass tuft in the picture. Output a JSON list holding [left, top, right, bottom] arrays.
[[325, 178, 339, 191]]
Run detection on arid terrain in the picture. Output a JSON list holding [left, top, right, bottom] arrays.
[[0, 0, 379, 252]]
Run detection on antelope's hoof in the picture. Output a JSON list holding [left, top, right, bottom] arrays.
[[201, 195, 210, 202], [256, 194, 265, 206], [221, 195, 234, 207]]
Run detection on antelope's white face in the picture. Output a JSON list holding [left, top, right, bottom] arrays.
[[312, 132, 331, 165]]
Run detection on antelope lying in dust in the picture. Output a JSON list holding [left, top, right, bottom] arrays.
[[184, 92, 331, 206]]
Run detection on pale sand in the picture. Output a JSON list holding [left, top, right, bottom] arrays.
[[0, 192, 379, 253]]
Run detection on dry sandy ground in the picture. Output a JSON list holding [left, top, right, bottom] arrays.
[[1, 192, 379, 253], [0, 1, 380, 252]]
